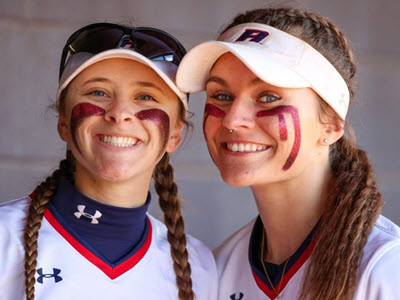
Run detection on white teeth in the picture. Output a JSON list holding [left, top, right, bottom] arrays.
[[226, 143, 268, 152], [100, 135, 138, 147]]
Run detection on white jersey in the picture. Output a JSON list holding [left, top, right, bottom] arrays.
[[0, 197, 218, 300], [214, 215, 400, 300]]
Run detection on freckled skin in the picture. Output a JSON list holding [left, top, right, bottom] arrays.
[[256, 105, 301, 170], [71, 103, 105, 152], [135, 109, 170, 156]]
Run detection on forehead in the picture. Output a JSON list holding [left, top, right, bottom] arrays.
[[210, 52, 256, 78], [73, 58, 168, 87]]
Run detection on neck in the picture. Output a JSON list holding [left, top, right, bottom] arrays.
[[252, 162, 331, 264], [75, 164, 151, 208]]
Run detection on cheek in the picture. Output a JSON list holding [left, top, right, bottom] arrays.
[[203, 104, 226, 137], [256, 105, 301, 171], [70, 103, 105, 150], [135, 109, 170, 150]]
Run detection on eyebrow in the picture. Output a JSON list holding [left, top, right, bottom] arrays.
[[82, 78, 166, 95], [249, 77, 266, 87], [206, 76, 266, 88], [82, 77, 112, 85], [135, 81, 166, 95], [206, 76, 229, 88]]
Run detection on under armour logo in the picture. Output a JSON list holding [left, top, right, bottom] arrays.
[[74, 205, 102, 224], [37, 268, 63, 284], [235, 29, 269, 43], [230, 292, 244, 300]]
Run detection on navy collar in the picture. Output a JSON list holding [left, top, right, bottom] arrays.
[[51, 180, 151, 241], [249, 216, 319, 298]]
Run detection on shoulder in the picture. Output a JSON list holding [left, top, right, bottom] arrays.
[[147, 214, 218, 299], [0, 197, 30, 232], [213, 218, 256, 272], [0, 197, 30, 295], [362, 215, 400, 262], [0, 196, 30, 246], [355, 215, 400, 299]]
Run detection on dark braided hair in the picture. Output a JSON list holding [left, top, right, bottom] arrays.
[[222, 7, 382, 300], [24, 87, 194, 299], [24, 151, 75, 300], [153, 153, 194, 300]]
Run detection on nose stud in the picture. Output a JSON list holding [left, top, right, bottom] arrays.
[[229, 129, 235, 133]]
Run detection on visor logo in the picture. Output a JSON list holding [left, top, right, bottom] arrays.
[[74, 205, 102, 224], [235, 29, 269, 43]]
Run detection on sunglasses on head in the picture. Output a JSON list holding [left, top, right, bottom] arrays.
[[59, 22, 187, 80]]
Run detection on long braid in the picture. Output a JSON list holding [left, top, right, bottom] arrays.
[[153, 153, 194, 300], [24, 151, 75, 300], [300, 133, 382, 300], [223, 7, 382, 300]]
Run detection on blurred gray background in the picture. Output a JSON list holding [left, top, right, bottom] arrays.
[[1, 0, 399, 249]]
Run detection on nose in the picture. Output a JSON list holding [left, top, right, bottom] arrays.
[[222, 96, 255, 131], [104, 98, 134, 124]]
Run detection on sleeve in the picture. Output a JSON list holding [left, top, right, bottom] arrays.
[[187, 236, 218, 300], [0, 198, 29, 299], [359, 242, 400, 300]]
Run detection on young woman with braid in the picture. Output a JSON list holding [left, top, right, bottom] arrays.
[[0, 23, 217, 300], [177, 7, 400, 300]]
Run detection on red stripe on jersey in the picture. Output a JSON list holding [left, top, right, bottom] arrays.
[[252, 238, 316, 299], [44, 208, 152, 279]]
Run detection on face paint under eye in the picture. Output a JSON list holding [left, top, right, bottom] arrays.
[[71, 102, 105, 153], [256, 106, 301, 171], [135, 109, 170, 157], [203, 103, 226, 136]]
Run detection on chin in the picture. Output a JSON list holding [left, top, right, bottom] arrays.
[[95, 166, 133, 183], [220, 172, 254, 188]]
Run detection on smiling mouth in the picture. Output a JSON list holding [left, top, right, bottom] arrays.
[[100, 135, 139, 148], [225, 142, 270, 152]]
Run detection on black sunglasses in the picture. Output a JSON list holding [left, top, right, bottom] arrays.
[[59, 23, 187, 80]]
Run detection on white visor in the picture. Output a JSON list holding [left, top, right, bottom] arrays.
[[57, 48, 188, 110], [176, 23, 349, 120]]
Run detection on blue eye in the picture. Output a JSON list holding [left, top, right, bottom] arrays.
[[138, 94, 156, 101], [212, 93, 233, 101], [92, 90, 107, 97], [259, 94, 280, 103]]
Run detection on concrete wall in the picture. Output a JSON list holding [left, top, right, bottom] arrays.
[[1, 0, 399, 249]]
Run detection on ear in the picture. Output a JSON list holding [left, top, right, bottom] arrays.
[[319, 119, 344, 146], [57, 115, 69, 142], [165, 123, 183, 153]]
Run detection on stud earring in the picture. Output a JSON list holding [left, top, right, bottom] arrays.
[[229, 129, 235, 133], [323, 138, 328, 143]]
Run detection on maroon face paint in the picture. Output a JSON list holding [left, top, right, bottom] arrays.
[[256, 106, 301, 171], [203, 103, 226, 134], [135, 109, 170, 155], [70, 102, 105, 152]]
